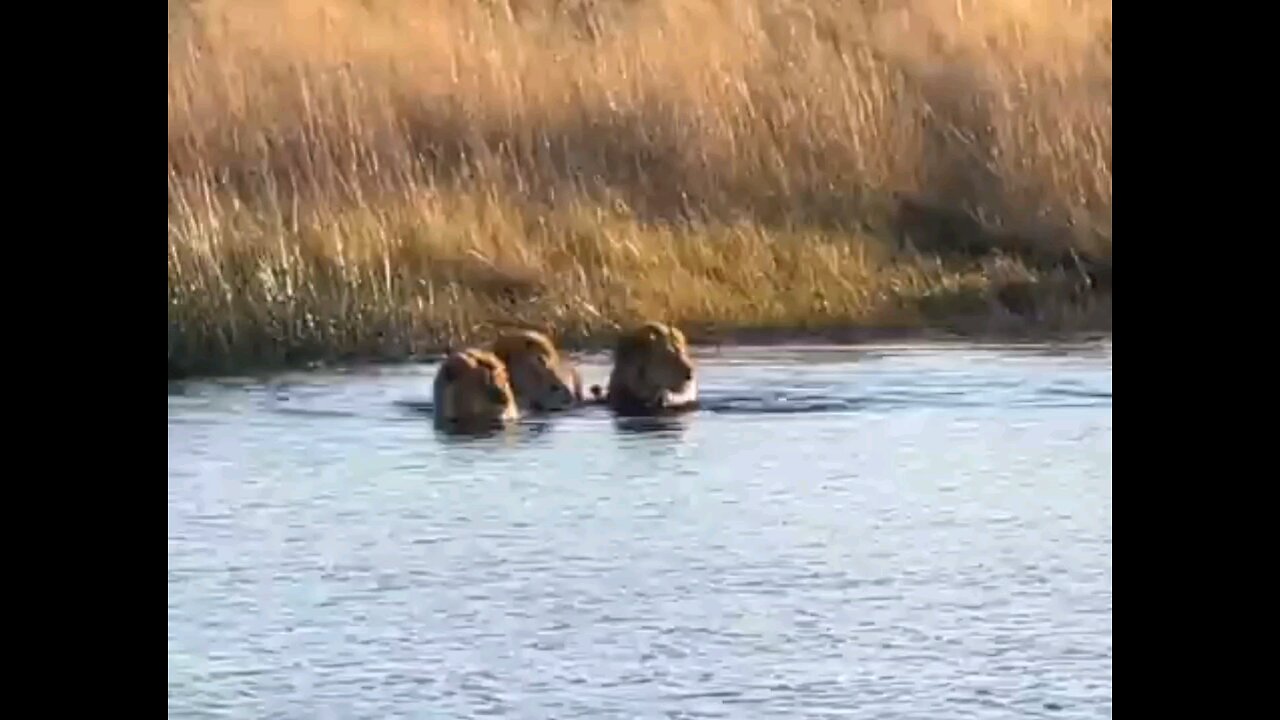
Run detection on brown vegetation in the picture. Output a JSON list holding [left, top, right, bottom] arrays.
[[167, 0, 1112, 377]]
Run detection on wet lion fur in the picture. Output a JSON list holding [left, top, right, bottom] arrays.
[[602, 321, 698, 414], [432, 348, 520, 427], [489, 328, 584, 411]]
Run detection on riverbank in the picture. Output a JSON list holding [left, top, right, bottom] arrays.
[[167, 0, 1111, 379], [167, 321, 1114, 381], [167, 189, 1111, 379]]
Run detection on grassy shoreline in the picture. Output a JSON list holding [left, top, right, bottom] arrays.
[[168, 317, 1112, 380], [168, 326, 1113, 381], [167, 0, 1111, 379]]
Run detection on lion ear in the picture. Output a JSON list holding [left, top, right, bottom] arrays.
[[439, 353, 468, 382], [439, 361, 457, 383]]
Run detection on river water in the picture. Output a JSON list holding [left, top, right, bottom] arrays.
[[168, 342, 1112, 719]]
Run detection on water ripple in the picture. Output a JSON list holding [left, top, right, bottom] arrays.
[[169, 343, 1111, 718]]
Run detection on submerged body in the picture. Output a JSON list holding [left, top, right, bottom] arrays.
[[431, 348, 520, 429], [490, 329, 584, 412], [603, 321, 699, 415]]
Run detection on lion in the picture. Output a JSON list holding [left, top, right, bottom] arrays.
[[431, 348, 520, 428], [490, 329, 584, 412], [600, 321, 698, 414]]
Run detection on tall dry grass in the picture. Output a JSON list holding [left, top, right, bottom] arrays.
[[167, 0, 1112, 377]]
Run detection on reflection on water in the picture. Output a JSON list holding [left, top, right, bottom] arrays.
[[169, 342, 1112, 718], [610, 413, 695, 438]]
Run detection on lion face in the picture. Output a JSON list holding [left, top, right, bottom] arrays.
[[492, 330, 580, 412], [609, 321, 696, 407], [432, 349, 520, 425]]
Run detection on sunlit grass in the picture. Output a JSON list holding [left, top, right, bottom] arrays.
[[167, 0, 1112, 377]]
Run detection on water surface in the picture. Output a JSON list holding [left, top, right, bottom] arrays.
[[168, 342, 1112, 719]]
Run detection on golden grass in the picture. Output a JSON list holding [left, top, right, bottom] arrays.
[[167, 0, 1112, 377]]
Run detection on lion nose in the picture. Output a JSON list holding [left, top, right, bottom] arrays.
[[488, 386, 509, 404], [681, 365, 693, 382]]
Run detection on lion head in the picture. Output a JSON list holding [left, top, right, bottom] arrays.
[[432, 348, 520, 427], [490, 329, 582, 412], [605, 321, 697, 412]]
